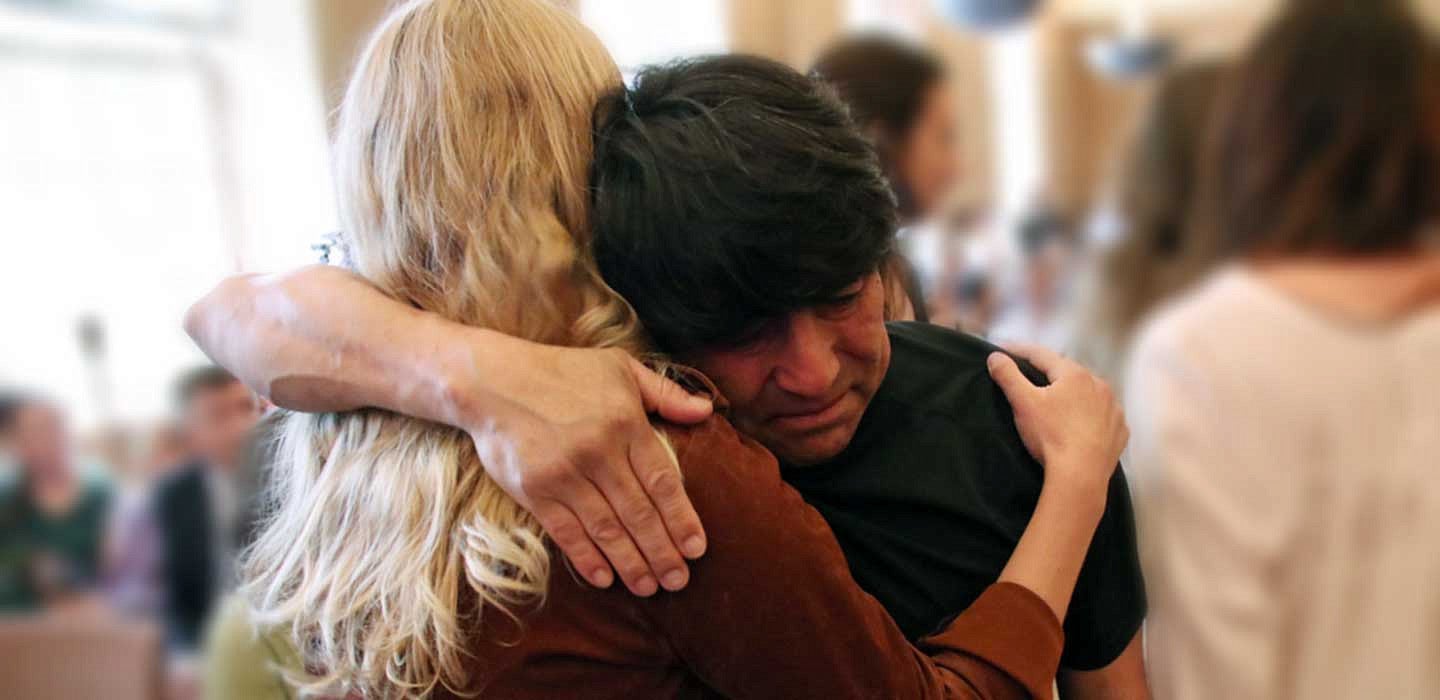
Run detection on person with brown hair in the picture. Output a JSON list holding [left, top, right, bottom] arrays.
[[1069, 60, 1227, 388], [1126, 2, 1440, 698], [811, 34, 963, 323]]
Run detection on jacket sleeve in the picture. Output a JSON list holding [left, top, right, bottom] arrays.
[[643, 417, 1064, 700]]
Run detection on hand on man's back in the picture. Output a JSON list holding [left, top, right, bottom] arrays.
[[466, 344, 714, 597]]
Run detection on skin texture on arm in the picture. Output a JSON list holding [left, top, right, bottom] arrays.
[[183, 265, 714, 596], [1058, 632, 1151, 700]]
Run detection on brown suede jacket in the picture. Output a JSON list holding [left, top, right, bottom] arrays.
[[437, 374, 1064, 699]]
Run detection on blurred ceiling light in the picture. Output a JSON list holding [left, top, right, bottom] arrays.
[[936, 0, 1043, 30], [1083, 0, 1172, 79], [1085, 35, 1172, 78]]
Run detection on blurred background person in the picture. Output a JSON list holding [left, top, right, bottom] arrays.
[[812, 34, 962, 322], [951, 269, 1001, 336], [1126, 2, 1440, 698], [151, 366, 260, 650], [989, 203, 1078, 349], [0, 391, 112, 612], [101, 419, 188, 620], [1070, 59, 1228, 387]]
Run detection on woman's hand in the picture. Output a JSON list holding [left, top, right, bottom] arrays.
[[986, 343, 1128, 493], [453, 341, 714, 597], [989, 343, 1128, 621]]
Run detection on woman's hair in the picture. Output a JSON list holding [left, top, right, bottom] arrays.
[[1071, 60, 1227, 381], [1199, 0, 1440, 257], [810, 33, 946, 220], [242, 1, 638, 696]]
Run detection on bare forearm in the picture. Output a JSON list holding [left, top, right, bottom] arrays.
[[999, 472, 1107, 622], [183, 265, 494, 425], [185, 266, 716, 596]]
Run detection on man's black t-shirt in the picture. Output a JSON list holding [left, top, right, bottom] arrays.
[[782, 322, 1146, 670]]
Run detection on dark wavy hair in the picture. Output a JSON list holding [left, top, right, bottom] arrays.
[[590, 54, 897, 355], [1201, 0, 1440, 256]]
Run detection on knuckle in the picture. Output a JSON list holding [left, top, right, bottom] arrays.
[[569, 435, 610, 470], [521, 461, 575, 495], [600, 412, 633, 437], [622, 499, 661, 528], [643, 467, 682, 498], [589, 516, 626, 543], [543, 515, 585, 545]]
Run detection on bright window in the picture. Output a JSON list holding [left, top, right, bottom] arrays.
[[0, 2, 333, 429], [580, 0, 729, 75]]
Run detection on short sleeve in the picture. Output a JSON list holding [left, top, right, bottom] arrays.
[[1009, 352, 1148, 670], [1061, 465, 1147, 669]]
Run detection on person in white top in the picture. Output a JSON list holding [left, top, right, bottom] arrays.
[[1124, 2, 1440, 698]]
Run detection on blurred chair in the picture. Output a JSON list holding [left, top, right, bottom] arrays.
[[0, 614, 162, 700]]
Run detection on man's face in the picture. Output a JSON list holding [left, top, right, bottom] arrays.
[[183, 381, 260, 471], [688, 272, 891, 466]]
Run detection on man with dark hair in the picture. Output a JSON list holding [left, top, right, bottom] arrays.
[[151, 365, 261, 648], [593, 57, 1146, 694], [186, 55, 1147, 694]]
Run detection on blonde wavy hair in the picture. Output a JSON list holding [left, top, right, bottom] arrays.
[[242, 0, 645, 696]]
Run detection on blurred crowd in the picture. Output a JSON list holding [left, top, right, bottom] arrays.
[[0, 367, 268, 695], [3, 0, 1439, 698]]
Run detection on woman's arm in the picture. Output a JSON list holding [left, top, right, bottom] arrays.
[[988, 344, 1128, 621], [183, 266, 714, 597], [641, 349, 1126, 700]]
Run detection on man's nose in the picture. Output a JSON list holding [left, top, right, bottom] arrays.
[[772, 312, 841, 398]]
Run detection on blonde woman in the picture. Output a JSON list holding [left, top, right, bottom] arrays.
[[238, 1, 1128, 698]]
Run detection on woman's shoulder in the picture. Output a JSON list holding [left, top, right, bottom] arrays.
[[1132, 267, 1267, 363], [659, 412, 783, 499]]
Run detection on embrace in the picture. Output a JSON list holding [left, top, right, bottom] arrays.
[[186, 0, 1147, 697]]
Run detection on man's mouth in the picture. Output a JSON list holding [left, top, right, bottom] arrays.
[[768, 391, 851, 432]]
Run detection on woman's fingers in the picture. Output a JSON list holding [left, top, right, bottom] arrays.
[[987, 352, 1037, 410], [1000, 342, 1075, 379]]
